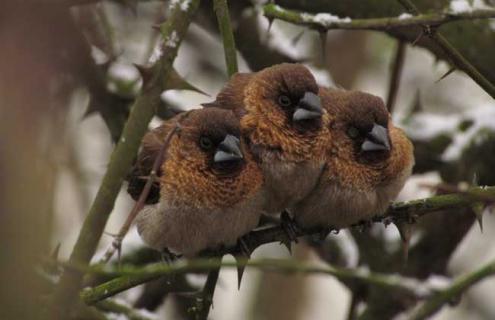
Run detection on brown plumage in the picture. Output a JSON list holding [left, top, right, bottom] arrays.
[[204, 63, 331, 214], [290, 88, 414, 229], [127, 108, 264, 256]]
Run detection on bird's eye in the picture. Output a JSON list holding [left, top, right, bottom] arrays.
[[199, 135, 214, 150], [347, 126, 360, 139], [277, 95, 292, 108]]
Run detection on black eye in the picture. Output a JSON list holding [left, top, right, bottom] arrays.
[[199, 135, 214, 150], [347, 126, 360, 139], [278, 95, 292, 108]]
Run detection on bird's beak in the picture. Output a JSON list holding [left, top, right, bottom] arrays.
[[361, 123, 391, 152], [292, 91, 323, 122], [214, 134, 244, 163]]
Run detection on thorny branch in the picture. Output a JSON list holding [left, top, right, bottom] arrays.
[[75, 185, 495, 304], [263, 4, 495, 32], [50, 0, 201, 318], [78, 258, 439, 305], [264, 2, 495, 100], [406, 258, 495, 320], [396, 0, 495, 100], [98, 123, 181, 264]]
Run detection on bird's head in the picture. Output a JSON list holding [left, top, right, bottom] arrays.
[[161, 107, 263, 208], [244, 63, 325, 132], [322, 88, 414, 189]]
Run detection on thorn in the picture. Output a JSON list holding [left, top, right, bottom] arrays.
[[394, 221, 414, 266], [291, 30, 306, 46], [266, 16, 274, 34], [436, 67, 456, 83], [84, 98, 100, 118], [165, 69, 209, 96], [472, 173, 479, 187], [412, 30, 424, 46], [51, 243, 61, 261], [232, 237, 251, 289], [133, 63, 154, 86], [319, 30, 327, 64], [280, 239, 292, 254], [472, 203, 484, 233], [234, 254, 247, 290]]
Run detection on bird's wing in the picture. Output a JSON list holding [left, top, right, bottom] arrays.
[[126, 122, 175, 204], [202, 72, 253, 117]]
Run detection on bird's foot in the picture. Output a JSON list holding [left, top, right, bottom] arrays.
[[280, 211, 301, 253], [161, 248, 181, 264]]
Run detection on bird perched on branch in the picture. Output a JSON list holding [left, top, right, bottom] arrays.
[[203, 63, 331, 214], [127, 107, 264, 257], [290, 88, 414, 229]]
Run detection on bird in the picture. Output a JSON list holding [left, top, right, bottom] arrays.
[[126, 107, 264, 257], [290, 87, 414, 229], [203, 63, 331, 215]]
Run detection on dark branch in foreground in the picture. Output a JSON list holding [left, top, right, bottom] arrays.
[[77, 185, 495, 304]]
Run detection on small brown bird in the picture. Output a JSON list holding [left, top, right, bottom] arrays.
[[204, 63, 331, 214], [290, 88, 414, 229], [127, 108, 264, 257]]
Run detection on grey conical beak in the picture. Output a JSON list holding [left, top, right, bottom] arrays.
[[214, 134, 243, 163], [292, 91, 323, 122], [361, 123, 391, 152]]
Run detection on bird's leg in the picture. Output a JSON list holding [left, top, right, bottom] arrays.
[[280, 210, 301, 253]]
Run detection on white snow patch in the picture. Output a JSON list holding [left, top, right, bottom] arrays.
[[306, 64, 335, 87], [91, 45, 109, 64], [398, 13, 413, 20], [148, 39, 163, 64], [425, 275, 452, 291], [405, 112, 460, 141], [302, 12, 352, 26], [108, 62, 140, 82], [165, 31, 180, 48], [449, 0, 473, 13], [169, 0, 190, 11], [442, 103, 495, 161]]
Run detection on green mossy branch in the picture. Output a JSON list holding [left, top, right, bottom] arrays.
[[77, 185, 495, 305], [264, 4, 495, 31], [50, 0, 201, 318], [214, 0, 238, 77], [264, 2, 495, 100], [407, 259, 495, 320], [79, 258, 432, 305]]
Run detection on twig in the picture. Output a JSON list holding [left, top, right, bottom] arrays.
[[99, 124, 180, 264], [386, 40, 406, 113], [78, 258, 434, 305], [263, 4, 495, 31], [406, 258, 495, 320], [213, 0, 238, 77], [397, 0, 495, 100], [50, 0, 200, 317], [196, 263, 221, 320]]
